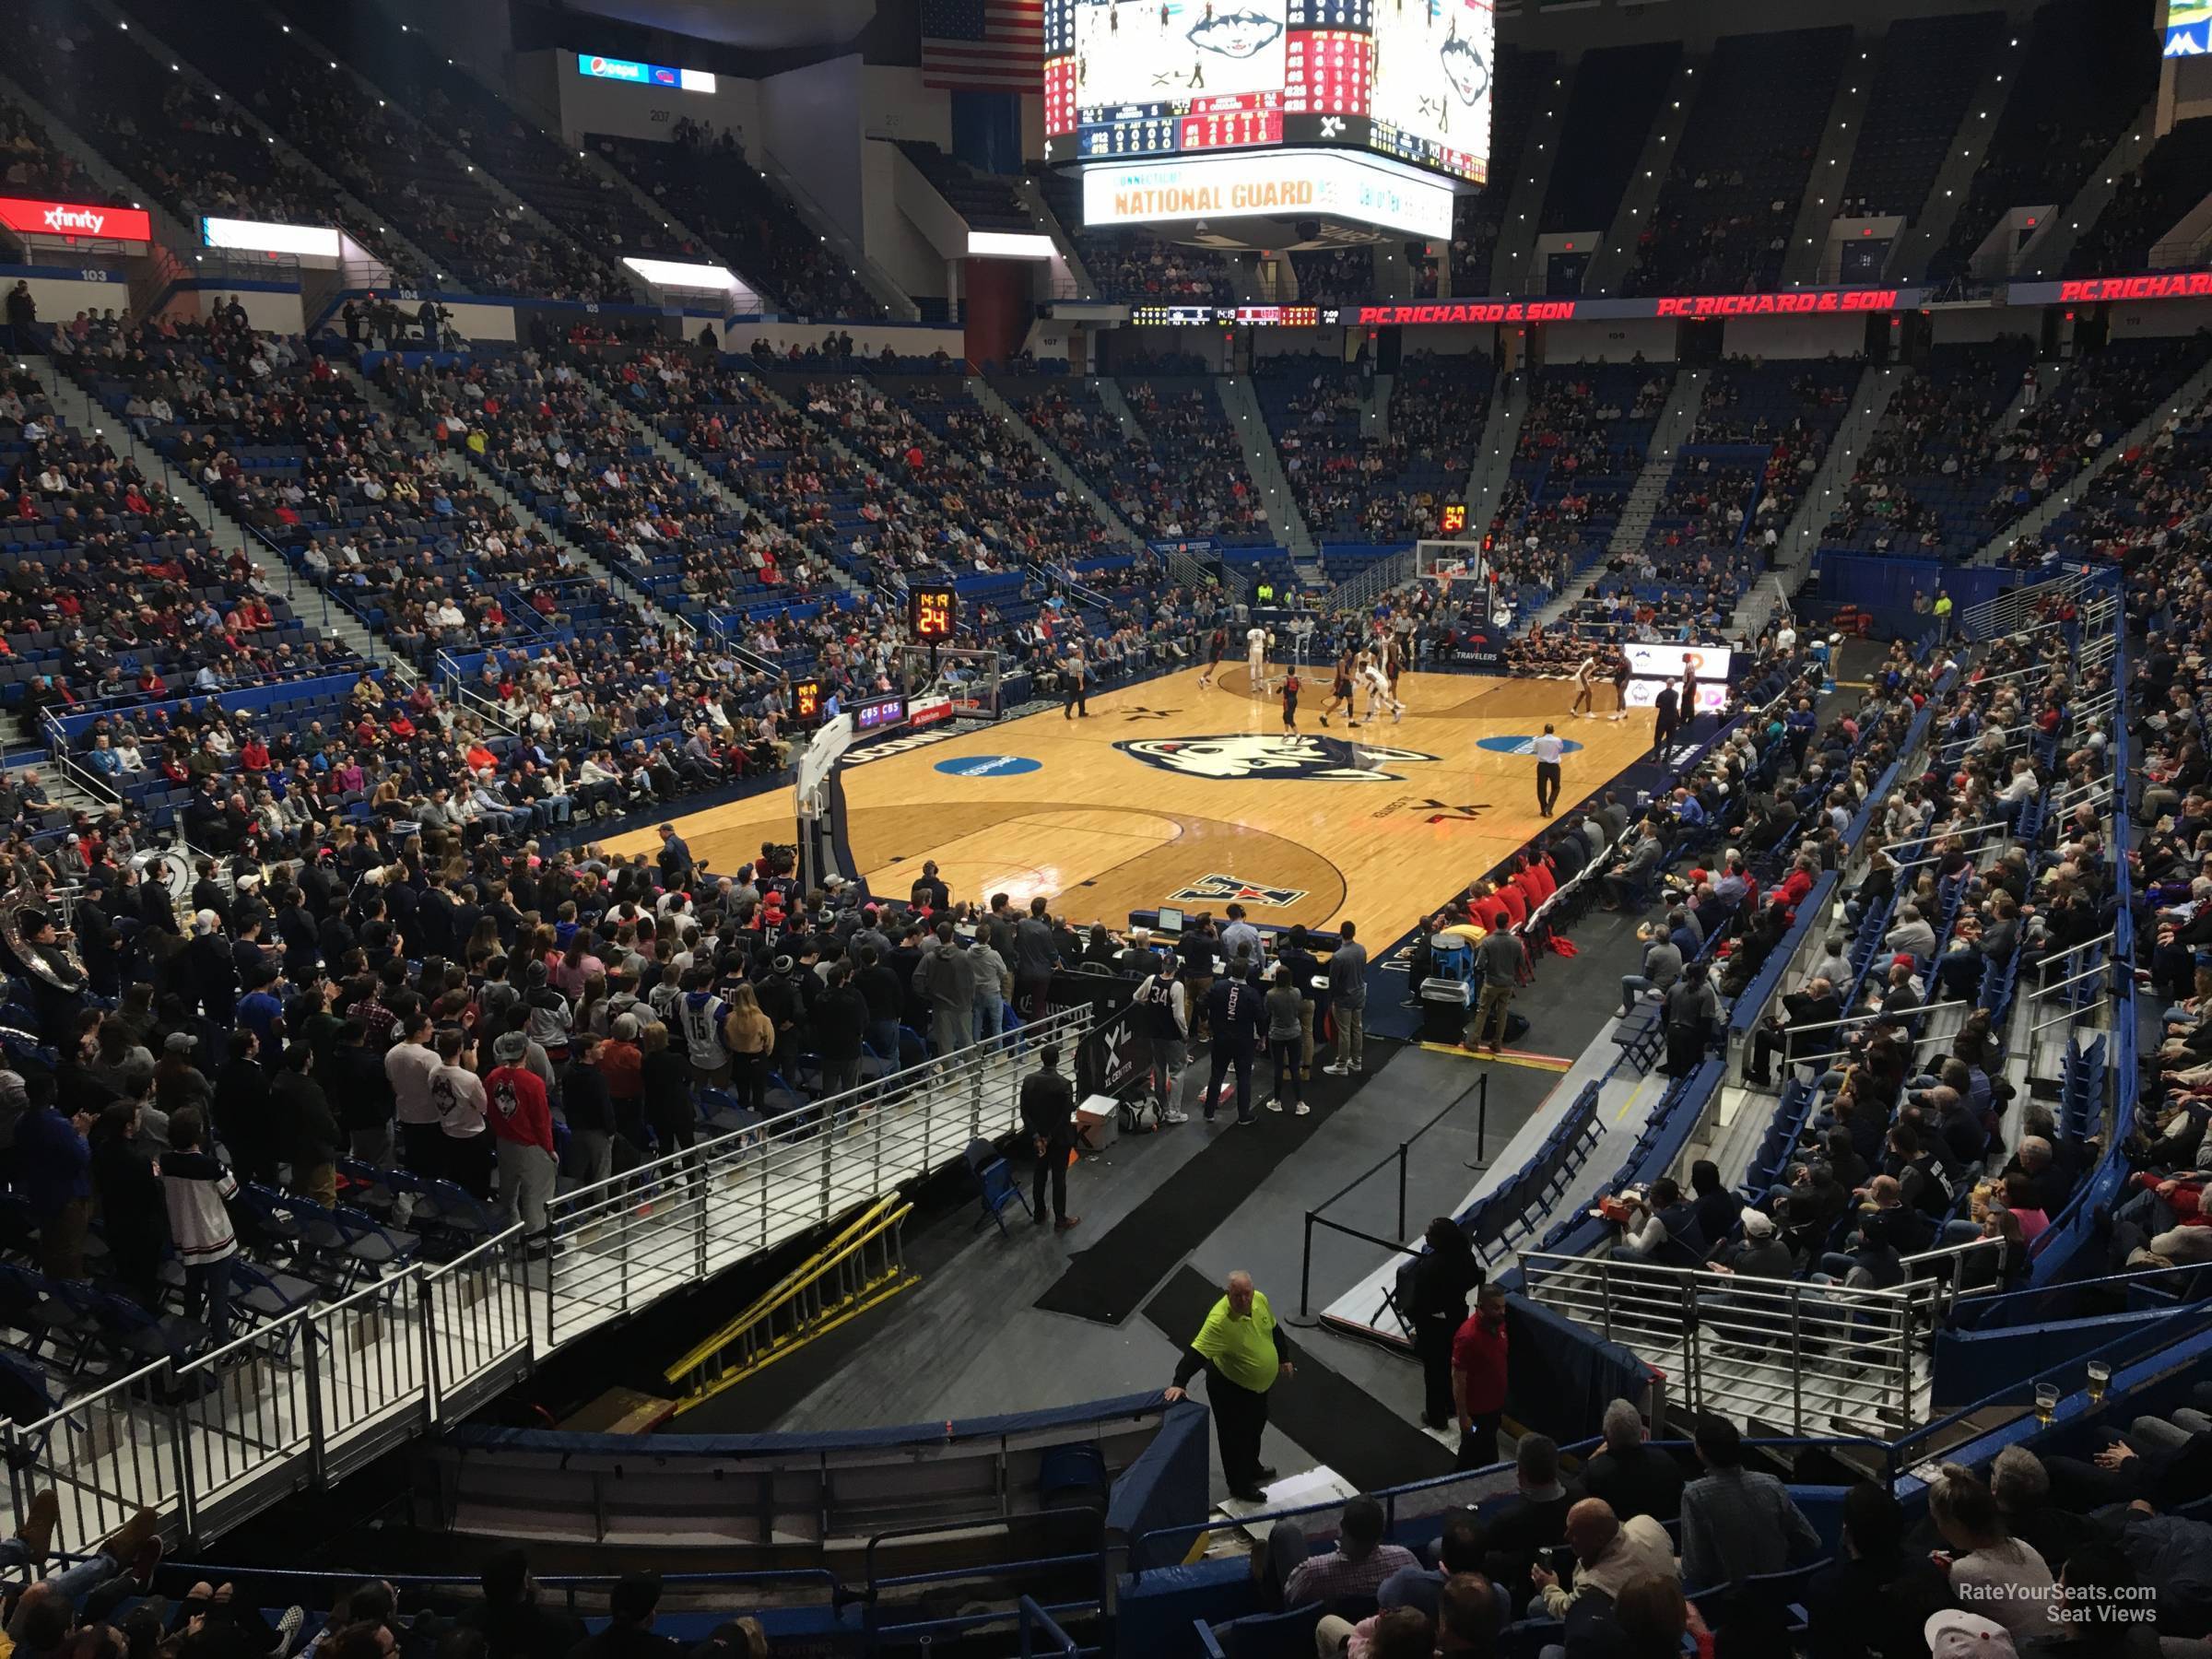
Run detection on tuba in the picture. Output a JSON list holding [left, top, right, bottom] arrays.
[[0, 875, 85, 993]]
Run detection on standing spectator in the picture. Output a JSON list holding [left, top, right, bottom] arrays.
[[277, 1042, 339, 1206], [1323, 921, 1368, 1076], [1262, 965, 1306, 1116], [1469, 924, 1525, 1054], [1019, 1042, 1078, 1231], [161, 1106, 240, 1344], [1452, 1283, 1511, 1470], [431, 1029, 491, 1200], [564, 1034, 616, 1188], [1164, 1269, 1297, 1502], [1201, 962, 1265, 1125], [811, 964, 870, 1100], [1407, 1218, 1483, 1431], [16, 1081, 91, 1278], [1013, 897, 1059, 1024], [487, 1030, 556, 1237]]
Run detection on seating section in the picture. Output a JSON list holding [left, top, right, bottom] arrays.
[[899, 144, 1031, 232], [1447, 45, 1557, 295], [591, 130, 884, 320], [1494, 364, 1664, 581], [1821, 341, 2032, 559], [20, 2, 416, 281], [1537, 42, 1683, 242], [1252, 351, 1492, 545], [2065, 117, 2212, 276], [1106, 379, 1271, 543], [1034, 167, 1240, 301], [116, 0, 612, 300], [1838, 11, 2006, 222], [4, 335, 355, 719], [0, 87, 119, 207], [1929, 0, 2159, 281], [1624, 28, 1852, 295], [1828, 336, 2212, 561]]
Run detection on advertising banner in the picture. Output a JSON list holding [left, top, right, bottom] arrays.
[[0, 196, 151, 242]]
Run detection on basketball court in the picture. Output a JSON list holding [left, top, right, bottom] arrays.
[[606, 665, 1653, 945]]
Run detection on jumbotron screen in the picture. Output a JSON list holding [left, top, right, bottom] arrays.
[[1043, 0, 1492, 185]]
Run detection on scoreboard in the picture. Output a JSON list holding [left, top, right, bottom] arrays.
[[1046, 0, 1492, 186]]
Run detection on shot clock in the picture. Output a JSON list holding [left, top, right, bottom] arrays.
[[793, 677, 823, 722], [1439, 500, 1468, 536], [911, 585, 957, 641]]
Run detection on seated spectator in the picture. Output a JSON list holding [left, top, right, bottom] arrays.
[[1287, 1493, 1419, 1609], [1581, 1397, 1686, 1524], [1678, 1416, 1821, 1590]]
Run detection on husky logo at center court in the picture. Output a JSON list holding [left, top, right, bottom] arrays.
[[1115, 734, 1440, 782]]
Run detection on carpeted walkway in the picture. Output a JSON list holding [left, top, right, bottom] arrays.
[[1142, 1265, 1453, 1494], [1033, 1060, 1372, 1324]]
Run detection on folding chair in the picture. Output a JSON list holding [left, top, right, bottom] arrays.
[[965, 1136, 1031, 1236]]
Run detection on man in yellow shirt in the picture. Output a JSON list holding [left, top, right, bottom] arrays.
[[1164, 1270, 1296, 1502]]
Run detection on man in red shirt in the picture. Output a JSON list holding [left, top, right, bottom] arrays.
[[1451, 1282, 1510, 1470], [1468, 882, 1510, 934], [1492, 877, 1529, 932], [486, 1030, 556, 1239]]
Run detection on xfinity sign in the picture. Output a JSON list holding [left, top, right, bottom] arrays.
[[1081, 150, 1453, 240], [0, 195, 152, 243]]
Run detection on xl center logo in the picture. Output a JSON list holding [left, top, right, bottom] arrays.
[[1115, 733, 1441, 782]]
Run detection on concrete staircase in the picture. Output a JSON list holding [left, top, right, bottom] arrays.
[[1884, 43, 2019, 283], [1605, 369, 1708, 556], [33, 354, 383, 666], [1584, 55, 1700, 298], [758, 147, 920, 323], [1213, 375, 1314, 567], [73, 0, 429, 285], [1093, 378, 1146, 442], [1462, 370, 1523, 543], [2016, 100, 2159, 281], [1367, 371, 1393, 441], [967, 377, 1137, 547], [342, 364, 654, 628], [1484, 68, 1571, 294], [1771, 361, 1910, 584], [1777, 56, 1877, 288], [1016, 175, 1096, 300], [245, 0, 642, 302], [1973, 353, 2212, 564]]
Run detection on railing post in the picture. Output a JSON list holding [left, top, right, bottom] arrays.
[[1788, 1284, 1805, 1436], [303, 1313, 328, 1488], [166, 1367, 198, 1545], [419, 1275, 442, 1425], [1396, 1142, 1408, 1242], [1299, 1213, 1314, 1319]]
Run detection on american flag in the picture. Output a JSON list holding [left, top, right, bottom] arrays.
[[922, 0, 1045, 92]]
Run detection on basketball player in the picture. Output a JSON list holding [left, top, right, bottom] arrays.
[[1132, 956, 1190, 1126], [1280, 668, 1300, 733], [1608, 651, 1632, 723], [1570, 651, 1600, 719], [1245, 624, 1271, 698], [1320, 645, 1358, 728], [1359, 651, 1405, 724], [1197, 625, 1229, 690]]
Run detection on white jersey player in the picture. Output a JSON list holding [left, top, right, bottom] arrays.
[[1246, 625, 1271, 697], [1358, 649, 1404, 724]]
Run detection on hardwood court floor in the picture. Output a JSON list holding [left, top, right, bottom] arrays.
[[605, 665, 1654, 947]]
